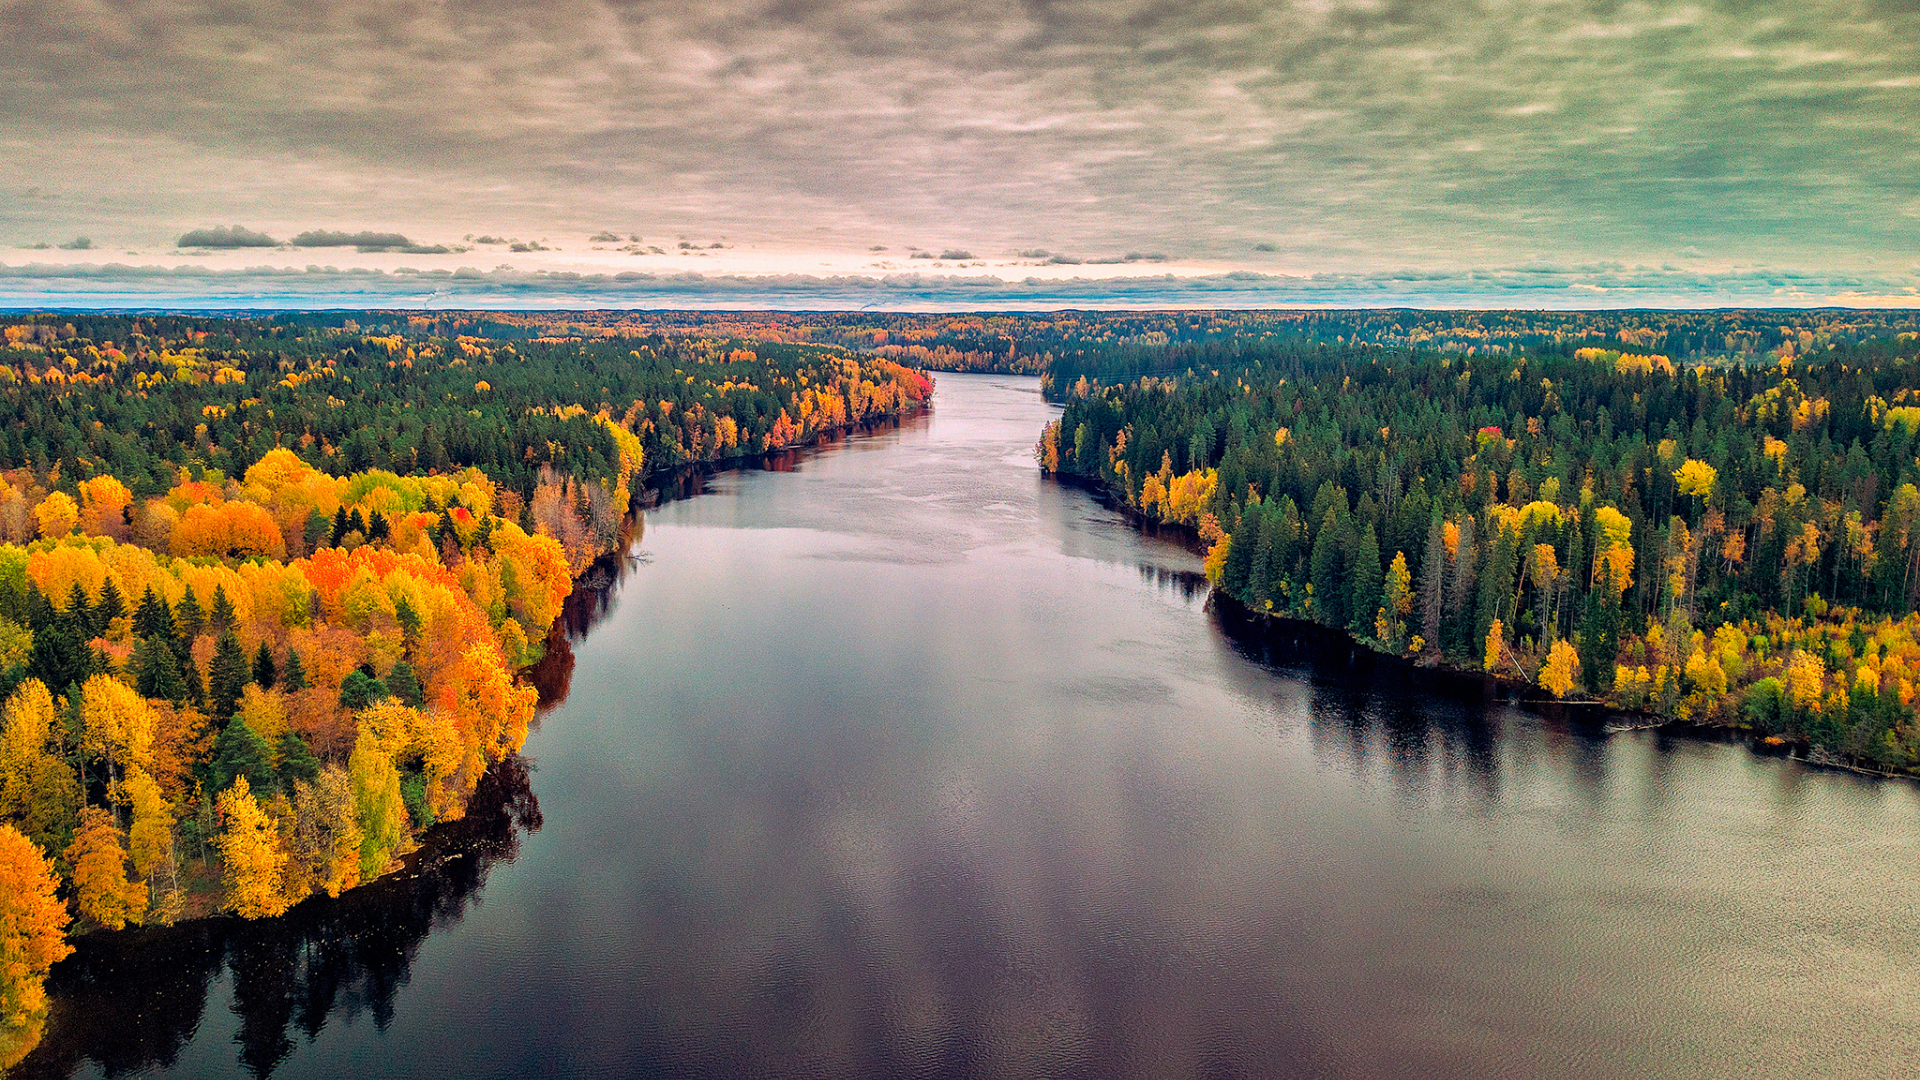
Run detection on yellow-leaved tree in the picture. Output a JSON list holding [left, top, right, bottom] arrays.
[[1484, 618, 1506, 674], [214, 776, 292, 919], [123, 766, 183, 924], [0, 680, 81, 855], [0, 823, 71, 1068], [1539, 639, 1580, 699]]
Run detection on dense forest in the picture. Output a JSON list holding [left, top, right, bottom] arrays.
[[0, 312, 933, 1067], [1039, 330, 1920, 778], [383, 308, 1920, 375]]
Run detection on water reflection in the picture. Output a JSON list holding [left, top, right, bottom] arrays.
[[17, 757, 541, 1080]]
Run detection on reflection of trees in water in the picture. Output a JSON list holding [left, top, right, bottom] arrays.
[[1209, 600, 1505, 806], [16, 756, 541, 1080]]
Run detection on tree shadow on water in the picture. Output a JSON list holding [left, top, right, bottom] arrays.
[[15, 756, 542, 1080]]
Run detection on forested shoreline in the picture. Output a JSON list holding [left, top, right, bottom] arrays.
[[0, 312, 933, 1067], [1038, 331, 1920, 780]]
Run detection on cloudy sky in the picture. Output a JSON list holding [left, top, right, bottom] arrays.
[[2, 0, 1916, 308]]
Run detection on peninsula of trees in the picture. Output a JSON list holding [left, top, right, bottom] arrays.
[[1039, 331, 1920, 775], [0, 313, 932, 1066]]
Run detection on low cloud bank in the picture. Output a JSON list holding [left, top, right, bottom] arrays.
[[0, 262, 1913, 311]]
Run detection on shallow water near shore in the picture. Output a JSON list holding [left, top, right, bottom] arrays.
[[21, 372, 1920, 1079]]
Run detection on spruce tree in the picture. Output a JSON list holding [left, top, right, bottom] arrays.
[[282, 648, 307, 692], [175, 585, 204, 641], [1348, 524, 1384, 637], [95, 577, 125, 629], [209, 585, 235, 634], [1309, 506, 1348, 628], [252, 642, 277, 689], [134, 635, 188, 703], [210, 718, 276, 796], [208, 629, 250, 720], [64, 581, 96, 639], [276, 733, 320, 788], [386, 659, 424, 707]]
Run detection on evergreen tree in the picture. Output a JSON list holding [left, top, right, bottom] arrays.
[[386, 659, 424, 708], [304, 509, 329, 551], [133, 635, 188, 703], [95, 577, 125, 630], [1349, 524, 1384, 637], [282, 648, 307, 692], [132, 586, 172, 641], [276, 732, 320, 788], [209, 585, 235, 634], [180, 650, 204, 709], [207, 629, 250, 720], [1418, 507, 1445, 653], [24, 583, 54, 633], [175, 585, 204, 641], [329, 506, 349, 547], [338, 669, 389, 711], [210, 718, 277, 797], [252, 642, 277, 689], [1309, 506, 1348, 628], [64, 581, 96, 639]]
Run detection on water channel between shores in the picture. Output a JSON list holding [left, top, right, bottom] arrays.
[[18, 372, 1920, 1080]]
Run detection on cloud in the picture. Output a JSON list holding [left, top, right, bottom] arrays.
[[56, 237, 91, 250], [1, 260, 1913, 311], [938, 249, 975, 261], [588, 231, 623, 242], [177, 225, 279, 248], [291, 230, 415, 251], [0, 0, 1913, 287]]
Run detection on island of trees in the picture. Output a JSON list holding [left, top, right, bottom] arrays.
[[0, 313, 932, 1066]]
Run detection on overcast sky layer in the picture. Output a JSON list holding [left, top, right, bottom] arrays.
[[2, 0, 1916, 308]]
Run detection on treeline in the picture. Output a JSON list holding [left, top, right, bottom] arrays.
[[336, 309, 1920, 372], [0, 314, 933, 508], [1041, 337, 1920, 774]]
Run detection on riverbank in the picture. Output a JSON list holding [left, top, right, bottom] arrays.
[[1054, 469, 1920, 785]]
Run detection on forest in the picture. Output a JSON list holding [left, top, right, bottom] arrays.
[[1039, 329, 1920, 780], [0, 313, 933, 1067]]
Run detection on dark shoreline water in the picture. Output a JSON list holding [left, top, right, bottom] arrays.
[[19, 373, 1920, 1080]]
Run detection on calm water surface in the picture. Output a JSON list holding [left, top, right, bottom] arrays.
[[24, 373, 1920, 1079]]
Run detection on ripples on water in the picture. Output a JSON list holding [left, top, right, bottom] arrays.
[[22, 374, 1920, 1080]]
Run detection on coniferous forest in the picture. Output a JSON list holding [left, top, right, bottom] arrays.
[[1037, 327, 1920, 777]]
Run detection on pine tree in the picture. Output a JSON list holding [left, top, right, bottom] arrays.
[[338, 670, 389, 711], [252, 642, 277, 689], [131, 587, 172, 641], [282, 648, 307, 693], [23, 583, 54, 633]]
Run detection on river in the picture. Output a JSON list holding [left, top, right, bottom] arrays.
[[18, 373, 1920, 1079]]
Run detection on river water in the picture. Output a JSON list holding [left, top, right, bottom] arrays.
[[20, 373, 1920, 1079]]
